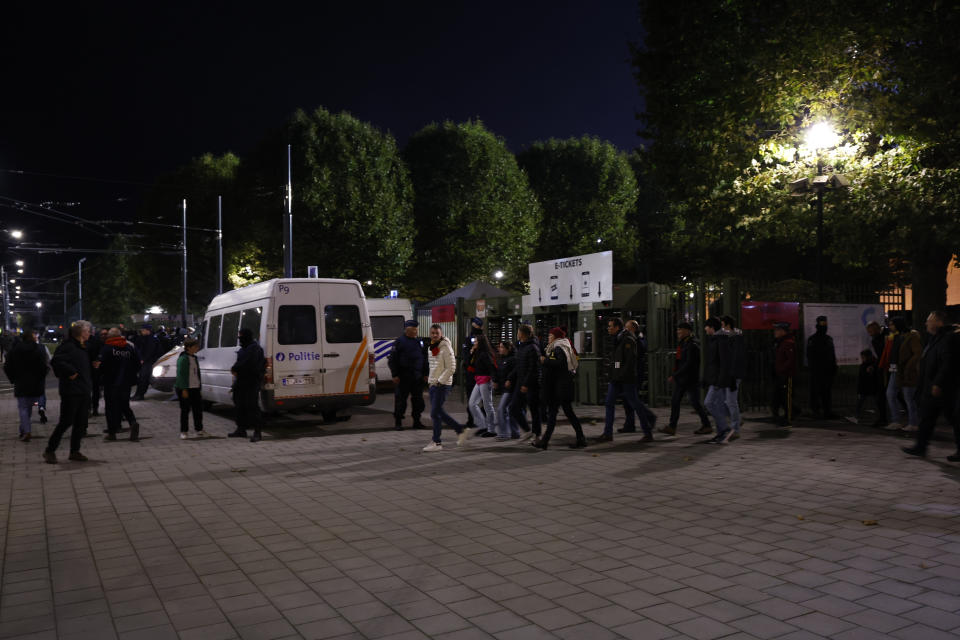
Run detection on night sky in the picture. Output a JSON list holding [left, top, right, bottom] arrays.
[[1, 2, 642, 300]]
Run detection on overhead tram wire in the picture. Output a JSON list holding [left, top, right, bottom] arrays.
[[0, 196, 113, 236]]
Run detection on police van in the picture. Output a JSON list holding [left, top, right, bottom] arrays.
[[197, 278, 376, 420], [365, 298, 413, 386]]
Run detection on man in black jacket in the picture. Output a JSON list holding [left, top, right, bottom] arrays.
[[702, 317, 735, 443], [3, 326, 49, 442], [510, 324, 541, 439], [600, 317, 653, 443], [620, 319, 657, 435], [903, 311, 959, 460], [807, 315, 839, 419], [388, 320, 429, 430], [132, 325, 160, 400], [44, 321, 93, 463], [99, 328, 142, 441], [866, 321, 889, 426], [661, 322, 712, 436], [229, 328, 266, 442]]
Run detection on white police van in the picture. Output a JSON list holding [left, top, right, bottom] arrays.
[[197, 278, 375, 420], [365, 298, 413, 385]]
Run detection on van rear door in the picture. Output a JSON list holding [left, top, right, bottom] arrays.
[[320, 285, 368, 395], [273, 283, 325, 397]]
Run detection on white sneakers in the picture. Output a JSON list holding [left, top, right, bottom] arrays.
[[422, 442, 443, 452], [180, 433, 188, 440], [457, 428, 475, 447]]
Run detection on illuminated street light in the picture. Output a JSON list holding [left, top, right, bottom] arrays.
[[805, 122, 839, 150], [35, 302, 42, 308], [10, 230, 23, 239], [15, 260, 23, 267], [494, 270, 504, 280]]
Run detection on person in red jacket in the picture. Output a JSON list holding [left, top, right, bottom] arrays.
[[772, 322, 796, 426]]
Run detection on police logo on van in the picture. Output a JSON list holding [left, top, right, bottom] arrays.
[[275, 352, 285, 362]]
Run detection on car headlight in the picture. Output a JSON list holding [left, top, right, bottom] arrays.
[[152, 365, 165, 377]]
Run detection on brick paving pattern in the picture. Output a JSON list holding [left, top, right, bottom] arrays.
[[2, 379, 959, 639]]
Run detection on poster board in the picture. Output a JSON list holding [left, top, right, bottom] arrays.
[[741, 301, 800, 330], [803, 303, 885, 366], [529, 251, 613, 306]]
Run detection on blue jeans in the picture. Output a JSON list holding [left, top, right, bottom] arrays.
[[469, 381, 498, 432], [17, 396, 41, 435], [725, 381, 741, 432], [887, 372, 920, 426], [704, 386, 729, 435], [605, 382, 651, 436], [497, 392, 517, 437], [429, 384, 461, 444]]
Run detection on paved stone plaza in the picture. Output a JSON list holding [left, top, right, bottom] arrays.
[[1, 381, 959, 640]]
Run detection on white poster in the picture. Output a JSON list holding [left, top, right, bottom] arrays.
[[529, 251, 613, 306], [803, 303, 886, 366], [521, 294, 534, 316]]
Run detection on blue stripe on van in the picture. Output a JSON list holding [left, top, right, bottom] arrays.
[[375, 352, 391, 362], [374, 340, 393, 354]]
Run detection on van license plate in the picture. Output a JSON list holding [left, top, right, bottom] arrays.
[[282, 376, 314, 386]]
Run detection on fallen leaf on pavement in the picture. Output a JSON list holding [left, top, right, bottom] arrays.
[[862, 520, 878, 526]]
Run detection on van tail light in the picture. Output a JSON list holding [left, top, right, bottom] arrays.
[[369, 353, 376, 379], [264, 357, 274, 384]]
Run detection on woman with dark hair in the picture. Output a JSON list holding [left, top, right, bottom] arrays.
[[467, 333, 499, 438], [493, 341, 518, 441], [535, 327, 587, 450]]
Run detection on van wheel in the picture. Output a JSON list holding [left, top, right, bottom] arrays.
[[202, 400, 214, 411], [321, 409, 338, 423]]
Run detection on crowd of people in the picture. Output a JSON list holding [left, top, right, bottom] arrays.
[[5, 309, 960, 464], [2, 320, 265, 463]]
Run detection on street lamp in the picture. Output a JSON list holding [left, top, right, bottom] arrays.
[[493, 270, 504, 281], [789, 121, 849, 300], [35, 301, 43, 325], [10, 230, 23, 240]]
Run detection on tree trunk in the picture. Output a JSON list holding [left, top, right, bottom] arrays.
[[910, 249, 953, 321]]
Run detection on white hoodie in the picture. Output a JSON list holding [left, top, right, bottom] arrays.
[[428, 336, 457, 386]]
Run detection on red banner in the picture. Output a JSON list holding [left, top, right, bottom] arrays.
[[741, 301, 800, 330], [431, 304, 455, 323]]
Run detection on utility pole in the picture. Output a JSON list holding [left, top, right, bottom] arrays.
[[1, 265, 8, 331], [283, 144, 293, 278], [63, 279, 70, 317], [182, 199, 188, 327], [78, 257, 87, 319], [217, 195, 223, 294]]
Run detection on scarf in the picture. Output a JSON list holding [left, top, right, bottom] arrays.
[[547, 337, 577, 373]]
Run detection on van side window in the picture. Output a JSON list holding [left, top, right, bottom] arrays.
[[278, 305, 317, 345], [207, 315, 222, 349], [240, 307, 262, 342], [196, 320, 207, 349], [371, 315, 404, 340], [324, 305, 363, 343], [221, 311, 240, 347]]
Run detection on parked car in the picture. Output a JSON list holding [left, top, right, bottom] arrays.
[[149, 345, 183, 393]]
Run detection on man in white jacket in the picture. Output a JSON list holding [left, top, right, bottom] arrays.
[[423, 324, 466, 451]]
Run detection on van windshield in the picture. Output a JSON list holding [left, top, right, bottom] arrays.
[[278, 305, 317, 345], [371, 315, 404, 339], [325, 305, 363, 343]]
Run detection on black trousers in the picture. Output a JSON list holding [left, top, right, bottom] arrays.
[[135, 364, 153, 398], [104, 385, 136, 434], [542, 399, 585, 445], [178, 388, 204, 432], [234, 387, 262, 436], [509, 387, 541, 436], [914, 394, 960, 454], [772, 376, 792, 423], [393, 374, 425, 422], [809, 372, 835, 416], [91, 370, 103, 412], [669, 382, 710, 429], [46, 394, 89, 454]]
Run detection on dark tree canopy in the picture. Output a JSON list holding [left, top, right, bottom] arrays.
[[517, 136, 638, 276], [404, 120, 542, 298], [241, 107, 415, 293], [633, 0, 960, 312]]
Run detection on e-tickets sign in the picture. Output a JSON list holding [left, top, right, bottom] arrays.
[[528, 251, 613, 306]]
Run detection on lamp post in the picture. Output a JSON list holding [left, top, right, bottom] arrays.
[[789, 122, 846, 301], [78, 257, 87, 319]]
